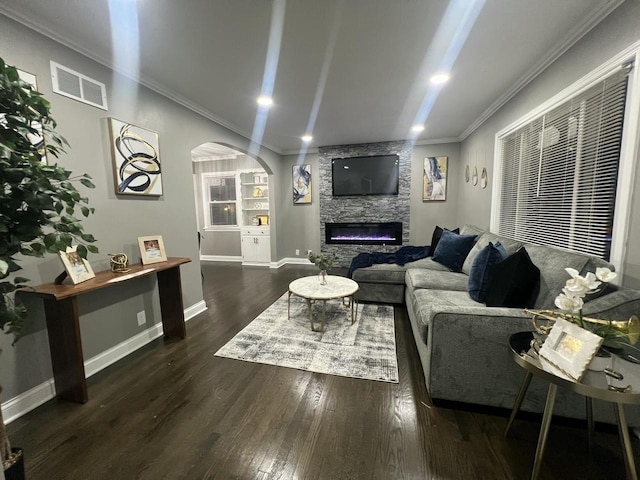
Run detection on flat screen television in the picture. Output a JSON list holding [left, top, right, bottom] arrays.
[[332, 154, 399, 196]]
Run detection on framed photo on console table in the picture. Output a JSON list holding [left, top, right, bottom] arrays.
[[138, 235, 167, 264], [59, 246, 95, 284]]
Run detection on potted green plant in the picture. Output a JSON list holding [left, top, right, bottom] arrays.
[[0, 57, 98, 479]]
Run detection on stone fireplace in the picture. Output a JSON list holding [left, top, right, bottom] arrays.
[[319, 140, 412, 266]]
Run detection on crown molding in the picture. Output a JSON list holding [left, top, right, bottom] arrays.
[[460, 0, 624, 140], [0, 6, 284, 156]]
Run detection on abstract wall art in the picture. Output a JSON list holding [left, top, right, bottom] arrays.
[[109, 118, 162, 196], [293, 164, 312, 204], [423, 156, 448, 201]]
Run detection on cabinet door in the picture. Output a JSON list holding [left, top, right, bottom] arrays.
[[241, 235, 270, 264], [241, 236, 258, 262], [255, 236, 270, 263]]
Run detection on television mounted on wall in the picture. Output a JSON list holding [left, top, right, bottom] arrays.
[[331, 154, 399, 196]]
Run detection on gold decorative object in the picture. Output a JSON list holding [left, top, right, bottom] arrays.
[[527, 309, 640, 345], [253, 187, 263, 197], [109, 253, 130, 273]]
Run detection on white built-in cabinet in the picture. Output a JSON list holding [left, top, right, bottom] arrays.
[[239, 171, 270, 265], [241, 227, 270, 265]]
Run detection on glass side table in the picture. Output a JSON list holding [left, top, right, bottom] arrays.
[[506, 331, 640, 480]]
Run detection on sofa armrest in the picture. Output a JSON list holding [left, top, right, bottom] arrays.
[[582, 288, 640, 320]]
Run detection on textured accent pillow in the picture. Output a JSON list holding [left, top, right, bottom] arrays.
[[428, 226, 460, 257], [485, 247, 540, 308], [432, 230, 478, 272], [468, 242, 507, 302]]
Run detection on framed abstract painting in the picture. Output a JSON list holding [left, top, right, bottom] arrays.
[[293, 164, 312, 204], [109, 118, 163, 196], [423, 156, 448, 201]]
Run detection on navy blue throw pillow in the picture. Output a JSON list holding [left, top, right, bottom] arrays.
[[485, 247, 540, 308], [432, 230, 477, 272], [468, 242, 507, 302], [428, 226, 460, 257]]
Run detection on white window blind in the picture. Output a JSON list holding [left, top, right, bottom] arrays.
[[202, 174, 239, 227], [496, 64, 633, 261]]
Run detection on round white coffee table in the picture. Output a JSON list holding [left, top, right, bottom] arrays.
[[288, 275, 359, 332]]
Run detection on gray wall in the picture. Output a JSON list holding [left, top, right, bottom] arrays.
[[458, 1, 640, 287], [277, 152, 322, 260], [409, 142, 461, 245], [0, 14, 283, 400]]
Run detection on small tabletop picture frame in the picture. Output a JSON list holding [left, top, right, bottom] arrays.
[[538, 318, 603, 382], [59, 246, 95, 284], [138, 235, 167, 264]]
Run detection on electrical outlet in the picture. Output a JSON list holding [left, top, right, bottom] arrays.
[[295, 249, 300, 256], [137, 310, 146, 326], [307, 250, 312, 255]]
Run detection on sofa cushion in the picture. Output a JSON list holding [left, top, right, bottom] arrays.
[[468, 242, 507, 302], [525, 245, 593, 309], [432, 230, 478, 272], [351, 262, 408, 284], [485, 247, 540, 308], [406, 268, 468, 292], [460, 224, 486, 236], [351, 255, 451, 285], [428, 226, 459, 256], [408, 289, 486, 344], [461, 231, 524, 275]]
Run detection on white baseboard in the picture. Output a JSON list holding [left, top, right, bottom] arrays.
[[200, 255, 242, 262], [281, 257, 313, 265], [1, 380, 56, 424], [2, 300, 208, 424]]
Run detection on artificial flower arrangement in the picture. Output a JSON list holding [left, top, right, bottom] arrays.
[[307, 251, 336, 272], [528, 267, 640, 348]]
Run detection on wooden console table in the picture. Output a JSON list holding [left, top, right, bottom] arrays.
[[23, 257, 191, 403]]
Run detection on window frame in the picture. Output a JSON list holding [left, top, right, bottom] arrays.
[[491, 42, 640, 277], [201, 171, 241, 230]]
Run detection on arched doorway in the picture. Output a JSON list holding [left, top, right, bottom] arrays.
[[192, 142, 272, 265]]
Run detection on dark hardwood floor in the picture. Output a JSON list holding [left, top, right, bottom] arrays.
[[7, 263, 639, 479]]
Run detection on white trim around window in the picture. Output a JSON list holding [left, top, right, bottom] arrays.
[[492, 40, 640, 276]]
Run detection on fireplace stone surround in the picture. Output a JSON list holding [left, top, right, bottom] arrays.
[[319, 140, 411, 267]]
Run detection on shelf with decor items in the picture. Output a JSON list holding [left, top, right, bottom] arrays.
[[239, 170, 270, 227]]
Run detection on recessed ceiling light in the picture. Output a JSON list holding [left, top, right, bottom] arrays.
[[430, 73, 450, 85], [301, 134, 313, 142], [412, 124, 425, 132], [257, 96, 273, 107]]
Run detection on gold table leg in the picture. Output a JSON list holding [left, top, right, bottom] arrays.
[[505, 371, 533, 437], [615, 402, 638, 480]]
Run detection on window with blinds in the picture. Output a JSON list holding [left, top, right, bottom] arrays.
[[202, 174, 239, 227], [495, 65, 633, 261]]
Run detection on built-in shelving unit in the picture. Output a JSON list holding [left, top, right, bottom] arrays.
[[239, 170, 270, 265]]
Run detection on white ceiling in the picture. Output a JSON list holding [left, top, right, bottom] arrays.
[[0, 0, 622, 154]]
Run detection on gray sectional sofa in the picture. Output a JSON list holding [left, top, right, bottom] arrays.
[[351, 225, 640, 425]]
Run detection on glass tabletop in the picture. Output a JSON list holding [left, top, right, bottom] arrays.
[[509, 331, 640, 405]]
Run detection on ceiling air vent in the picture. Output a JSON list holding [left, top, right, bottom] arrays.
[[50, 61, 108, 110]]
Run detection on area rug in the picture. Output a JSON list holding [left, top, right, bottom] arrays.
[[214, 293, 398, 383]]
